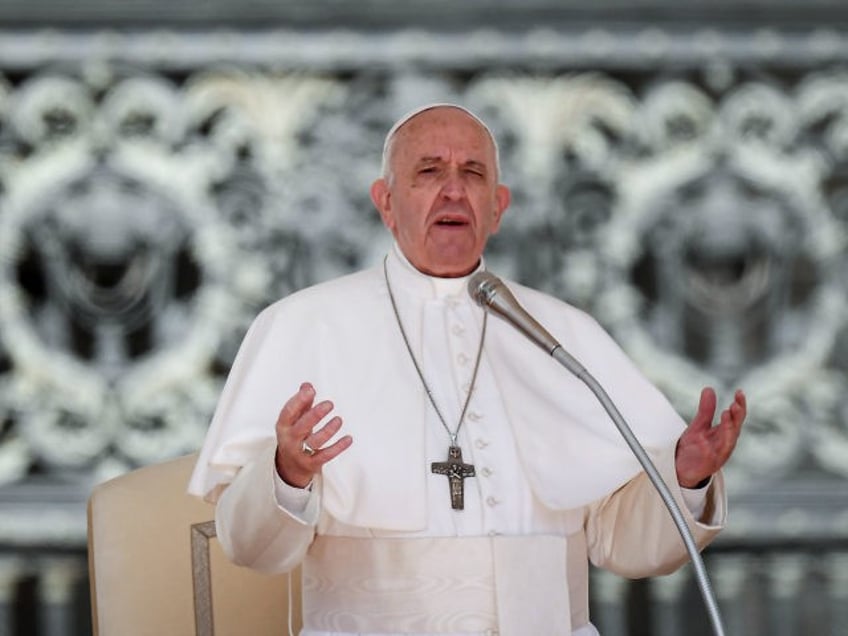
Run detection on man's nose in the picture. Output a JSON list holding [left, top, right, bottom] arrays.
[[440, 170, 466, 200]]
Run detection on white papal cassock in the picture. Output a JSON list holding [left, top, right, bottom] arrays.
[[188, 244, 726, 636]]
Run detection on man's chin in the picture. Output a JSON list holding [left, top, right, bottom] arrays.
[[400, 238, 485, 277], [420, 253, 480, 278]]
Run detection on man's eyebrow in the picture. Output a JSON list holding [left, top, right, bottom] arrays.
[[414, 157, 489, 171]]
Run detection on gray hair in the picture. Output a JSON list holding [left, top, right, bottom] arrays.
[[380, 103, 501, 184]]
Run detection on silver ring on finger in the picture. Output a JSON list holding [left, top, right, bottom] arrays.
[[301, 439, 316, 456]]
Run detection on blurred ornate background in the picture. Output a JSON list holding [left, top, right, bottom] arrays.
[[1, 1, 848, 634]]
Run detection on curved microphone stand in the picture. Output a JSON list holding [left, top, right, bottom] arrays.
[[469, 272, 726, 636]]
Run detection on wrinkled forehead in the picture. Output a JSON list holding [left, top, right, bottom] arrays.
[[380, 103, 500, 175]]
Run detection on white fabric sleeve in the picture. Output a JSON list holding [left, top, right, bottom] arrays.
[[680, 477, 712, 521], [273, 471, 319, 523], [214, 442, 319, 574], [584, 443, 726, 579]]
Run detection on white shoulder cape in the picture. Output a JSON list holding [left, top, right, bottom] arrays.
[[188, 255, 686, 530]]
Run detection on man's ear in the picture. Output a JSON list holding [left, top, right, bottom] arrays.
[[370, 178, 395, 231], [491, 184, 511, 233]]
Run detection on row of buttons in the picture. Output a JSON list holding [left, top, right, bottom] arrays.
[[451, 310, 504, 532]]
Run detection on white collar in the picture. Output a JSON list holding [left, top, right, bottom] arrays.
[[387, 242, 485, 302]]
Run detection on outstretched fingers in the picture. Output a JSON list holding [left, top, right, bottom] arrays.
[[676, 386, 747, 487], [713, 390, 746, 461], [309, 417, 353, 462], [277, 382, 318, 431], [689, 386, 718, 434], [274, 382, 352, 488]]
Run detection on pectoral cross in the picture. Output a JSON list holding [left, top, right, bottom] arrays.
[[431, 445, 475, 510]]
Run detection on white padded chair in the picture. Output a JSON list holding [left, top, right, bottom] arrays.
[[87, 453, 302, 636]]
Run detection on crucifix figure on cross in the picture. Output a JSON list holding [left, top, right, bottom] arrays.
[[431, 445, 476, 510]]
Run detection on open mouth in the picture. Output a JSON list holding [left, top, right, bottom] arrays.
[[434, 216, 469, 227]]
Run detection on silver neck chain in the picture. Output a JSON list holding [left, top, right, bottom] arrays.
[[383, 256, 487, 445]]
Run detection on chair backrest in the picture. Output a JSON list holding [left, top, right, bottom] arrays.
[[87, 452, 301, 636]]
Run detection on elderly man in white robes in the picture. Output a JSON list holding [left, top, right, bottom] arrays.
[[188, 103, 747, 636]]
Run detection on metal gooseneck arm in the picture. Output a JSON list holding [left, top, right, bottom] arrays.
[[469, 271, 726, 636]]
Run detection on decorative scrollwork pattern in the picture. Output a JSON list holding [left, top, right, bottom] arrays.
[[0, 30, 846, 538]]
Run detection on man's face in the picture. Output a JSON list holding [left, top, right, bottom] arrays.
[[370, 107, 511, 277]]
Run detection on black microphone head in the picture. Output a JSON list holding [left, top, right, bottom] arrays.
[[468, 271, 503, 308]]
